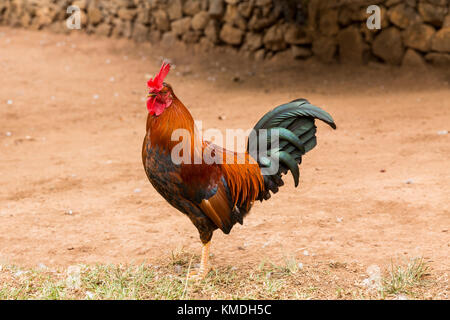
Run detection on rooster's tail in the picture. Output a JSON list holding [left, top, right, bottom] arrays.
[[247, 99, 336, 200]]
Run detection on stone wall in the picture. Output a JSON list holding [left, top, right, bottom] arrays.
[[0, 0, 449, 65]]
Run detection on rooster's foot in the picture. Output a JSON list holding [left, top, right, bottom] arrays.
[[186, 241, 212, 281], [187, 267, 212, 281]]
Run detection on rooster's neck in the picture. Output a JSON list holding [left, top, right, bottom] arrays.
[[145, 96, 200, 155]]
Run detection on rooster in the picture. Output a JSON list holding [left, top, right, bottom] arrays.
[[142, 62, 336, 279]]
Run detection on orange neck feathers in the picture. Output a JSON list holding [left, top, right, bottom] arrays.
[[146, 96, 200, 157]]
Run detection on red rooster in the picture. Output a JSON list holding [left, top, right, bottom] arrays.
[[142, 62, 336, 279]]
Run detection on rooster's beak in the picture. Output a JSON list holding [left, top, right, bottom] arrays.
[[148, 93, 157, 98]]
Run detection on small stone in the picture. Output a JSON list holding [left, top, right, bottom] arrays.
[[444, 15, 450, 28], [182, 30, 201, 43], [336, 217, 343, 223], [161, 32, 177, 47], [66, 265, 81, 289], [109, 77, 115, 82], [153, 10, 170, 32], [312, 36, 337, 63], [224, 4, 246, 30], [183, 0, 202, 16], [72, 0, 87, 10], [171, 17, 192, 36], [362, 264, 382, 290], [96, 23, 112, 37], [132, 24, 149, 42], [65, 209, 73, 215], [385, 0, 402, 7], [403, 23, 436, 52], [284, 24, 311, 45], [319, 9, 339, 36], [200, 23, 216, 43], [437, 130, 448, 135], [148, 30, 162, 44], [136, 8, 151, 25], [425, 52, 450, 65], [134, 188, 142, 193], [174, 265, 183, 274], [402, 49, 427, 67], [263, 24, 287, 51], [297, 262, 304, 270], [220, 23, 244, 45], [388, 3, 422, 29], [243, 32, 262, 51], [218, 115, 226, 120], [167, 0, 183, 20], [209, 0, 225, 19], [238, 0, 254, 18], [232, 75, 241, 82], [93, 94, 99, 100], [256, 0, 272, 6], [191, 11, 210, 30], [7, 100, 13, 105], [14, 270, 26, 277], [292, 46, 312, 59], [303, 250, 309, 256], [418, 2, 448, 27], [431, 28, 450, 53], [5, 132, 12, 137], [338, 26, 369, 64], [372, 27, 404, 65], [38, 263, 47, 270], [254, 49, 266, 61], [85, 291, 94, 299], [87, 6, 103, 25], [118, 8, 138, 21]]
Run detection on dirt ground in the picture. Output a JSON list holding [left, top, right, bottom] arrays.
[[0, 27, 449, 289]]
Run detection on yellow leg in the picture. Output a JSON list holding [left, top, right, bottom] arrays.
[[188, 241, 211, 280]]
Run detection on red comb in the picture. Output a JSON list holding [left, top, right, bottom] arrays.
[[147, 62, 171, 92]]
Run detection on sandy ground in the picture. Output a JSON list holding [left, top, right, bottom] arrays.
[[0, 27, 449, 281]]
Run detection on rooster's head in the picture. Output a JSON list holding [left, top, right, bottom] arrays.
[[147, 62, 173, 116]]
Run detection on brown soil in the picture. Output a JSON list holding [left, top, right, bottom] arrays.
[[0, 27, 449, 282]]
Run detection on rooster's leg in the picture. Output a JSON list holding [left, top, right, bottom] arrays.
[[188, 241, 211, 280]]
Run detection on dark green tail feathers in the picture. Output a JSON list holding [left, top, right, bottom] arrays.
[[248, 99, 336, 201]]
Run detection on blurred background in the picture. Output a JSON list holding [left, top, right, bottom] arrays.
[[1, 0, 449, 65]]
